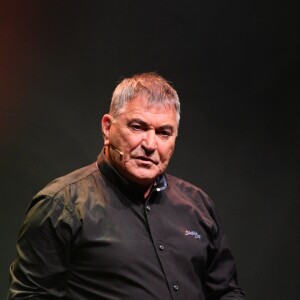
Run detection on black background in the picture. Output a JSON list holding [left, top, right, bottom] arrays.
[[1, 1, 299, 299]]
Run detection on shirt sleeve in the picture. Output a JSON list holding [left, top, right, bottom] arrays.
[[7, 193, 80, 299], [205, 200, 246, 300]]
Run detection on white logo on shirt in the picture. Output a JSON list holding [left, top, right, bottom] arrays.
[[185, 230, 201, 240]]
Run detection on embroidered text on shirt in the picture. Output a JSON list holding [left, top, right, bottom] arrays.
[[185, 230, 201, 240]]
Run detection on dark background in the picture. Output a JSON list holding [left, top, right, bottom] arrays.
[[1, 1, 299, 299]]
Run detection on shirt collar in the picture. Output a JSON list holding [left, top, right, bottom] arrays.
[[153, 174, 168, 192]]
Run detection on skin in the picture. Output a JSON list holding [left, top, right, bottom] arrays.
[[102, 96, 178, 197]]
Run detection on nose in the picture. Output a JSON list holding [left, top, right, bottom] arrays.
[[141, 129, 157, 153]]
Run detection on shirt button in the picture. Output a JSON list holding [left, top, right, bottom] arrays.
[[173, 284, 179, 291], [146, 205, 151, 212], [159, 245, 164, 250]]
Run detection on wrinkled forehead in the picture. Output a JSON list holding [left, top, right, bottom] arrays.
[[120, 94, 179, 124]]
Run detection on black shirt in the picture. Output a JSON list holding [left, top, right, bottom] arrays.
[[8, 151, 245, 299]]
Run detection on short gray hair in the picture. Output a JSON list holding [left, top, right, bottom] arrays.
[[109, 72, 181, 124]]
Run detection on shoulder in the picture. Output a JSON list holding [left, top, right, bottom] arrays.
[[36, 162, 100, 199], [23, 164, 100, 232], [28, 163, 101, 214], [165, 174, 217, 216], [166, 174, 211, 203]]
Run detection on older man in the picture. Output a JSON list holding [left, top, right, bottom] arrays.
[[8, 73, 245, 299]]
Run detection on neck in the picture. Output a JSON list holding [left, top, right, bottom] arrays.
[[143, 184, 153, 199]]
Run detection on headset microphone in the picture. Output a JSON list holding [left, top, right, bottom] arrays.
[[111, 146, 124, 158]]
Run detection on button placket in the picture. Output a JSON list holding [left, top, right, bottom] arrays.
[[144, 199, 176, 297]]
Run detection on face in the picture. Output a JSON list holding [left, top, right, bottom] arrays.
[[102, 96, 178, 188]]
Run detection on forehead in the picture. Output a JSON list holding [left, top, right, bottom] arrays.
[[118, 96, 178, 126]]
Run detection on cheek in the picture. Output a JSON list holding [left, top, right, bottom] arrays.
[[159, 143, 175, 162], [120, 134, 143, 153]]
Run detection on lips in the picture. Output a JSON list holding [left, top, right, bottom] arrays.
[[134, 156, 159, 165]]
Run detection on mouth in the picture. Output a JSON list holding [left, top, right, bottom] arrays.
[[134, 156, 158, 165]]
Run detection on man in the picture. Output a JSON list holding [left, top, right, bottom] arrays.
[[8, 73, 245, 299]]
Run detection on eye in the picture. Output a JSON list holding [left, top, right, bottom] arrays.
[[129, 123, 144, 132], [157, 129, 172, 138]]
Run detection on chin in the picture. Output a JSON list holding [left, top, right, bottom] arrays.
[[130, 172, 158, 186], [124, 164, 163, 185]]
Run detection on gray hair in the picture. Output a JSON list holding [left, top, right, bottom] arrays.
[[109, 72, 181, 124]]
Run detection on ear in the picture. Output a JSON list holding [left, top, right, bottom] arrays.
[[101, 114, 113, 146]]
